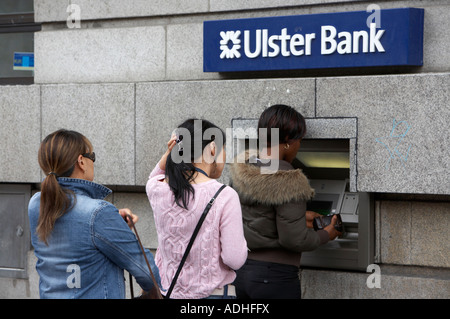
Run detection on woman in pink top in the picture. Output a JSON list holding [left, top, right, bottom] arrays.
[[146, 118, 247, 299]]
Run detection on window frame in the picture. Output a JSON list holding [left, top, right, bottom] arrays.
[[0, 11, 41, 85]]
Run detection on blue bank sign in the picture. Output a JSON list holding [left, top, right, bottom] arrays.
[[203, 8, 424, 72]]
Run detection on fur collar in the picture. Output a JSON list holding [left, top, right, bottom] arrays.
[[230, 156, 314, 206]]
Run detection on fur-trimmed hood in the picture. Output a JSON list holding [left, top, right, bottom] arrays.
[[230, 155, 314, 206]]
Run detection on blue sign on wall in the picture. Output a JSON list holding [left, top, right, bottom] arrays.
[[203, 8, 424, 72], [13, 52, 34, 71]]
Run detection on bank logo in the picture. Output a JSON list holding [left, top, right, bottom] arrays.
[[220, 31, 241, 59]]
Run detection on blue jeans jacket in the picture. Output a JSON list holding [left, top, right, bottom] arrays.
[[28, 178, 161, 299]]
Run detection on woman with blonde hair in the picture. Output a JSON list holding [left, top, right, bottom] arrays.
[[28, 129, 160, 299]]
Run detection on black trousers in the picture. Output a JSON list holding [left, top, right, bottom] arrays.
[[233, 259, 301, 299]]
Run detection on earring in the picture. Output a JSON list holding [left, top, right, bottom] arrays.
[[284, 144, 290, 150]]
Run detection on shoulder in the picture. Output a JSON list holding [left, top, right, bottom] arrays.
[[71, 194, 118, 224], [208, 182, 241, 210], [230, 160, 314, 206], [90, 198, 118, 216], [28, 192, 41, 209], [146, 173, 166, 197], [88, 199, 123, 232], [28, 192, 41, 221], [209, 181, 238, 199]]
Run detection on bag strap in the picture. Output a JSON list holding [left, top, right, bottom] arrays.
[[126, 213, 163, 299], [165, 184, 227, 299]]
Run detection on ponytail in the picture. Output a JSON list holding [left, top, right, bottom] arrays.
[[37, 129, 93, 244], [165, 152, 195, 209], [37, 174, 74, 244], [165, 119, 226, 209]]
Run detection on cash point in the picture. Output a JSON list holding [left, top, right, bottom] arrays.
[[295, 139, 374, 271], [232, 119, 373, 271]]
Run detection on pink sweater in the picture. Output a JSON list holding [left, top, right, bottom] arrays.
[[146, 163, 248, 299]]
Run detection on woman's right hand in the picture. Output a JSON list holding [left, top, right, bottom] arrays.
[[306, 211, 321, 229], [158, 134, 178, 171], [324, 215, 342, 240]]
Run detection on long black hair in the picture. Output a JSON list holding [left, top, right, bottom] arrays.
[[165, 118, 226, 209]]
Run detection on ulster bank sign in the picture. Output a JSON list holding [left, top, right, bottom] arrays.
[[203, 8, 424, 72]]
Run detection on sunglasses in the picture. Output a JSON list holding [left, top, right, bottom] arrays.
[[82, 152, 96, 163]]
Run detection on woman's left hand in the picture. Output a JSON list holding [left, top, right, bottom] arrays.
[[119, 208, 138, 228]]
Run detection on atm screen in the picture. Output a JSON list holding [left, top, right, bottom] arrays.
[[307, 200, 333, 215]]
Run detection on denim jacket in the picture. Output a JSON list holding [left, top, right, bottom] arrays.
[[28, 178, 160, 299]]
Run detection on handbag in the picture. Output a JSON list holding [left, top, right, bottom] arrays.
[[126, 214, 163, 299], [165, 184, 227, 299]]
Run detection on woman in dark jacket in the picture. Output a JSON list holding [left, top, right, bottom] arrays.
[[230, 104, 341, 299]]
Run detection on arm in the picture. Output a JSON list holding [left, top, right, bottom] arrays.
[[148, 135, 177, 179], [306, 211, 342, 240], [219, 188, 248, 270], [91, 202, 161, 291], [276, 201, 329, 252], [158, 134, 177, 171]]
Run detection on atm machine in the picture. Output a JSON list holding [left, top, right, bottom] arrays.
[[231, 120, 375, 272], [294, 139, 374, 271]]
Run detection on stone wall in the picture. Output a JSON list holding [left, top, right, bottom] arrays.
[[0, 0, 448, 298]]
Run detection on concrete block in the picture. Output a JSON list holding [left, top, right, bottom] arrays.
[[317, 73, 450, 195], [34, 0, 70, 23], [422, 6, 450, 72], [112, 192, 158, 249], [379, 200, 450, 268], [0, 85, 41, 183], [301, 265, 450, 299], [304, 117, 356, 139], [34, 26, 165, 83], [167, 23, 218, 80], [379, 201, 412, 265], [411, 202, 450, 268], [135, 78, 315, 185], [209, 0, 356, 12], [41, 83, 135, 185], [77, 0, 208, 20], [35, 0, 209, 22]]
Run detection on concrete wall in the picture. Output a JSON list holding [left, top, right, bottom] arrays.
[[34, 0, 450, 83], [3, 74, 448, 192], [0, 0, 448, 298]]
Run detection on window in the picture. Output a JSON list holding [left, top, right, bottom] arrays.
[[0, 0, 41, 85]]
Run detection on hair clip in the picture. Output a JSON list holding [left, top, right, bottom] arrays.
[[172, 129, 184, 153]]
